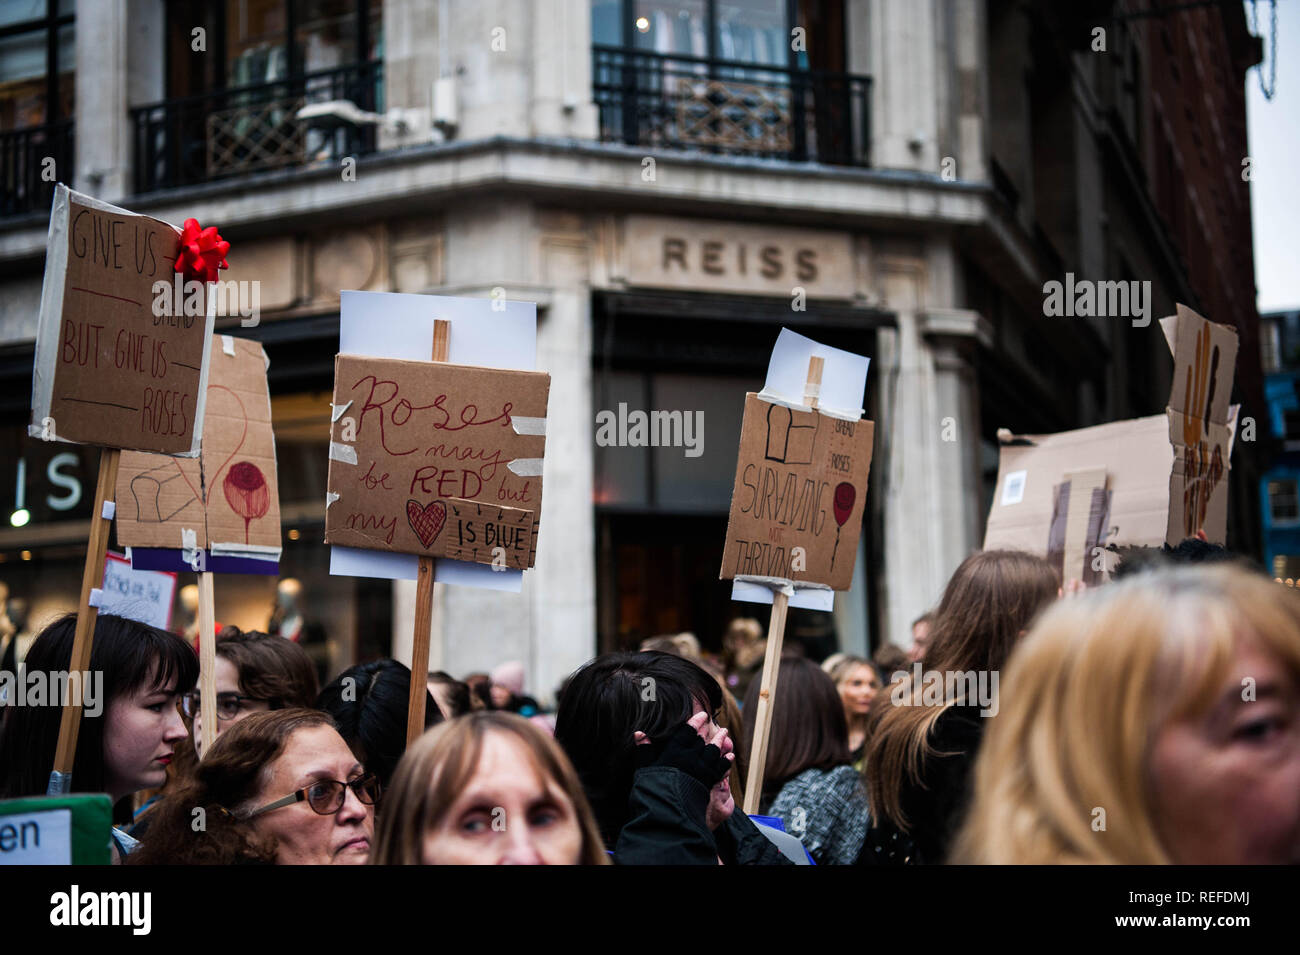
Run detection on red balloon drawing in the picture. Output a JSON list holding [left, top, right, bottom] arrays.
[[833, 482, 856, 527], [223, 461, 269, 544], [831, 481, 856, 571]]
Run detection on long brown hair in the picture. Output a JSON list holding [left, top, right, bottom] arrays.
[[865, 550, 1058, 829], [955, 566, 1300, 863], [129, 708, 336, 865], [742, 656, 850, 807], [371, 711, 610, 865]]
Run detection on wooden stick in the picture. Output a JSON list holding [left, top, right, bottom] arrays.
[[406, 318, 450, 745], [48, 447, 121, 793], [742, 587, 789, 815], [197, 570, 216, 758], [740, 356, 823, 815]]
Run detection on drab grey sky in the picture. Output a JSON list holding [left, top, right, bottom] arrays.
[[1247, 0, 1298, 312]]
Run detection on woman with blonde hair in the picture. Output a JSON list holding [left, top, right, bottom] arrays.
[[954, 565, 1300, 864], [861, 550, 1059, 865], [371, 711, 610, 865], [825, 655, 881, 770]]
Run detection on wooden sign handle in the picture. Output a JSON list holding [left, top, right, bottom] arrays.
[[741, 587, 789, 815], [406, 319, 450, 745], [740, 356, 823, 815], [197, 570, 217, 758], [48, 447, 121, 793]]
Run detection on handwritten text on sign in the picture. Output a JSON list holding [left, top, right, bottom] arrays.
[[50, 200, 207, 452], [720, 394, 874, 591], [324, 355, 549, 566]]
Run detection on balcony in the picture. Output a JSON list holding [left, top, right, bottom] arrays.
[[592, 44, 870, 167], [1, 121, 74, 217], [130, 61, 383, 195]]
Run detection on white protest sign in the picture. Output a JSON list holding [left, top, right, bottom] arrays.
[[0, 808, 72, 865], [99, 552, 177, 630]]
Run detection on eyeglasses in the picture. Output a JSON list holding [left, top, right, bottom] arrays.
[[241, 773, 382, 820], [181, 691, 270, 722]]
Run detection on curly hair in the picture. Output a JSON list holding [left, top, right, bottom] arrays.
[[129, 709, 336, 865]]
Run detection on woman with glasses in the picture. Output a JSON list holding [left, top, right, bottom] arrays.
[[371, 711, 609, 865], [0, 613, 197, 862], [187, 627, 320, 758], [130, 627, 320, 838], [131, 708, 377, 865]]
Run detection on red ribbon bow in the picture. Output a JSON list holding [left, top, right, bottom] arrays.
[[173, 218, 230, 284]]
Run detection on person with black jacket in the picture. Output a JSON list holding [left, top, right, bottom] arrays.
[[555, 651, 792, 865]]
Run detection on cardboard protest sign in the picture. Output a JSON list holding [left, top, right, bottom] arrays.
[[114, 335, 282, 570], [324, 355, 549, 567], [984, 305, 1238, 581], [0, 795, 113, 865], [1164, 304, 1238, 543], [721, 395, 874, 590], [99, 553, 177, 630], [29, 184, 213, 455]]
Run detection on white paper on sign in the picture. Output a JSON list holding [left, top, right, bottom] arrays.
[[1001, 470, 1028, 506], [731, 579, 835, 612], [760, 328, 870, 419], [331, 291, 537, 589], [339, 291, 537, 368], [0, 808, 72, 864]]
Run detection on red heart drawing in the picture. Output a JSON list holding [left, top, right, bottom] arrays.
[[406, 500, 447, 549]]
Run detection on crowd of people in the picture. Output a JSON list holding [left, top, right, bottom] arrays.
[[0, 537, 1296, 865]]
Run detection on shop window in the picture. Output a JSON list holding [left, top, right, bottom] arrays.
[[1269, 479, 1299, 525]]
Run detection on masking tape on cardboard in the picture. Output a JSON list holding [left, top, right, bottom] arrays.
[[507, 458, 543, 477], [181, 527, 204, 570], [326, 492, 340, 508], [755, 389, 861, 422], [221, 334, 236, 356], [87, 588, 104, 609], [100, 500, 116, 520], [511, 416, 547, 436], [331, 400, 352, 423], [732, 575, 833, 598], [329, 442, 357, 465]]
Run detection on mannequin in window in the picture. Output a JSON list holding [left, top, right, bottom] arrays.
[[269, 577, 305, 643]]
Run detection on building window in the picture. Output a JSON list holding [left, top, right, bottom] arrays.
[[592, 0, 869, 165], [1269, 479, 1299, 525], [0, 0, 75, 216], [134, 0, 383, 192]]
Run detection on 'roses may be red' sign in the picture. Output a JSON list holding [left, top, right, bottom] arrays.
[[324, 355, 549, 570]]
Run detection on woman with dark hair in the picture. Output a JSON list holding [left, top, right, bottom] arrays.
[[130, 708, 377, 865], [372, 711, 610, 865], [861, 549, 1059, 865], [317, 659, 441, 789], [132, 626, 322, 836], [743, 656, 869, 864], [0, 613, 197, 860], [185, 626, 320, 758], [554, 651, 790, 865]]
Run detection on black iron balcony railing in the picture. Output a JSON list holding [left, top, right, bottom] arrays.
[[593, 44, 870, 166], [1, 120, 74, 217], [130, 60, 383, 194]]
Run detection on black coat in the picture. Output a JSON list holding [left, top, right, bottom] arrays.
[[858, 702, 986, 865], [613, 765, 793, 865]]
